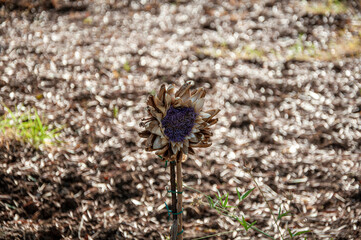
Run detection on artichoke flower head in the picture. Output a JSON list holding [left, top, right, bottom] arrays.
[[139, 81, 219, 162]]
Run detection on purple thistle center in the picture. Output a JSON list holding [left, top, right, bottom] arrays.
[[161, 106, 197, 142]]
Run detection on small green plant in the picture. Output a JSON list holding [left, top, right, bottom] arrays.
[[287, 228, 311, 239], [183, 168, 311, 240], [149, 89, 157, 96], [113, 106, 119, 118], [0, 105, 61, 148], [123, 61, 131, 72], [220, 41, 228, 48], [242, 45, 265, 60], [288, 34, 318, 60], [277, 205, 290, 221], [83, 16, 93, 24]]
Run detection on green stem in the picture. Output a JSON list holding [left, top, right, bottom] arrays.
[[191, 229, 243, 240], [183, 184, 274, 239], [183, 184, 205, 195]]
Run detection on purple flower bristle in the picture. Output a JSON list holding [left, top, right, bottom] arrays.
[[161, 106, 197, 142]]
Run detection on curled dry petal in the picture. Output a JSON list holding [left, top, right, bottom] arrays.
[[181, 88, 191, 102], [207, 118, 218, 126], [171, 142, 178, 155], [164, 93, 172, 109], [153, 135, 167, 149], [200, 89, 206, 98], [190, 142, 212, 148], [148, 106, 163, 122], [190, 88, 204, 103], [153, 96, 163, 108], [157, 84, 166, 102], [195, 116, 203, 124], [194, 98, 205, 113], [167, 84, 175, 94], [203, 132, 212, 138], [184, 99, 193, 108], [188, 133, 198, 143], [181, 145, 188, 155], [188, 147, 195, 155], [199, 112, 211, 119], [205, 109, 220, 121], [175, 81, 193, 97], [172, 98, 183, 108], [150, 125, 162, 136], [155, 145, 169, 156], [146, 134, 156, 148], [139, 130, 151, 138], [147, 96, 156, 109]]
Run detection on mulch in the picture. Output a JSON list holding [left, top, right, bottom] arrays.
[[0, 0, 360, 239]]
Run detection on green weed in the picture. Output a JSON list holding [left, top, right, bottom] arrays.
[[83, 16, 93, 25], [242, 45, 265, 60], [183, 167, 311, 239], [113, 106, 119, 118], [0, 105, 61, 148], [149, 89, 157, 96], [288, 34, 318, 60], [123, 61, 131, 72]]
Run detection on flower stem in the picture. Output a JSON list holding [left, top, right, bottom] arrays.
[[170, 161, 177, 238], [176, 155, 185, 240]]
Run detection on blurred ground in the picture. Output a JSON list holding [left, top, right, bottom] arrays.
[[0, 0, 361, 239]]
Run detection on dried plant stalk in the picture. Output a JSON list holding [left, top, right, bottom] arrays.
[[170, 161, 177, 239], [176, 154, 186, 240]]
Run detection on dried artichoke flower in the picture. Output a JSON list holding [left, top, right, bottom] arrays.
[[139, 81, 219, 162]]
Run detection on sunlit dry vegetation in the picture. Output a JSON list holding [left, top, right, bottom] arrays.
[[303, 0, 348, 15], [197, 30, 361, 62]]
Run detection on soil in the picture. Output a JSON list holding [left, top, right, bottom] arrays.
[[0, 0, 360, 239]]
